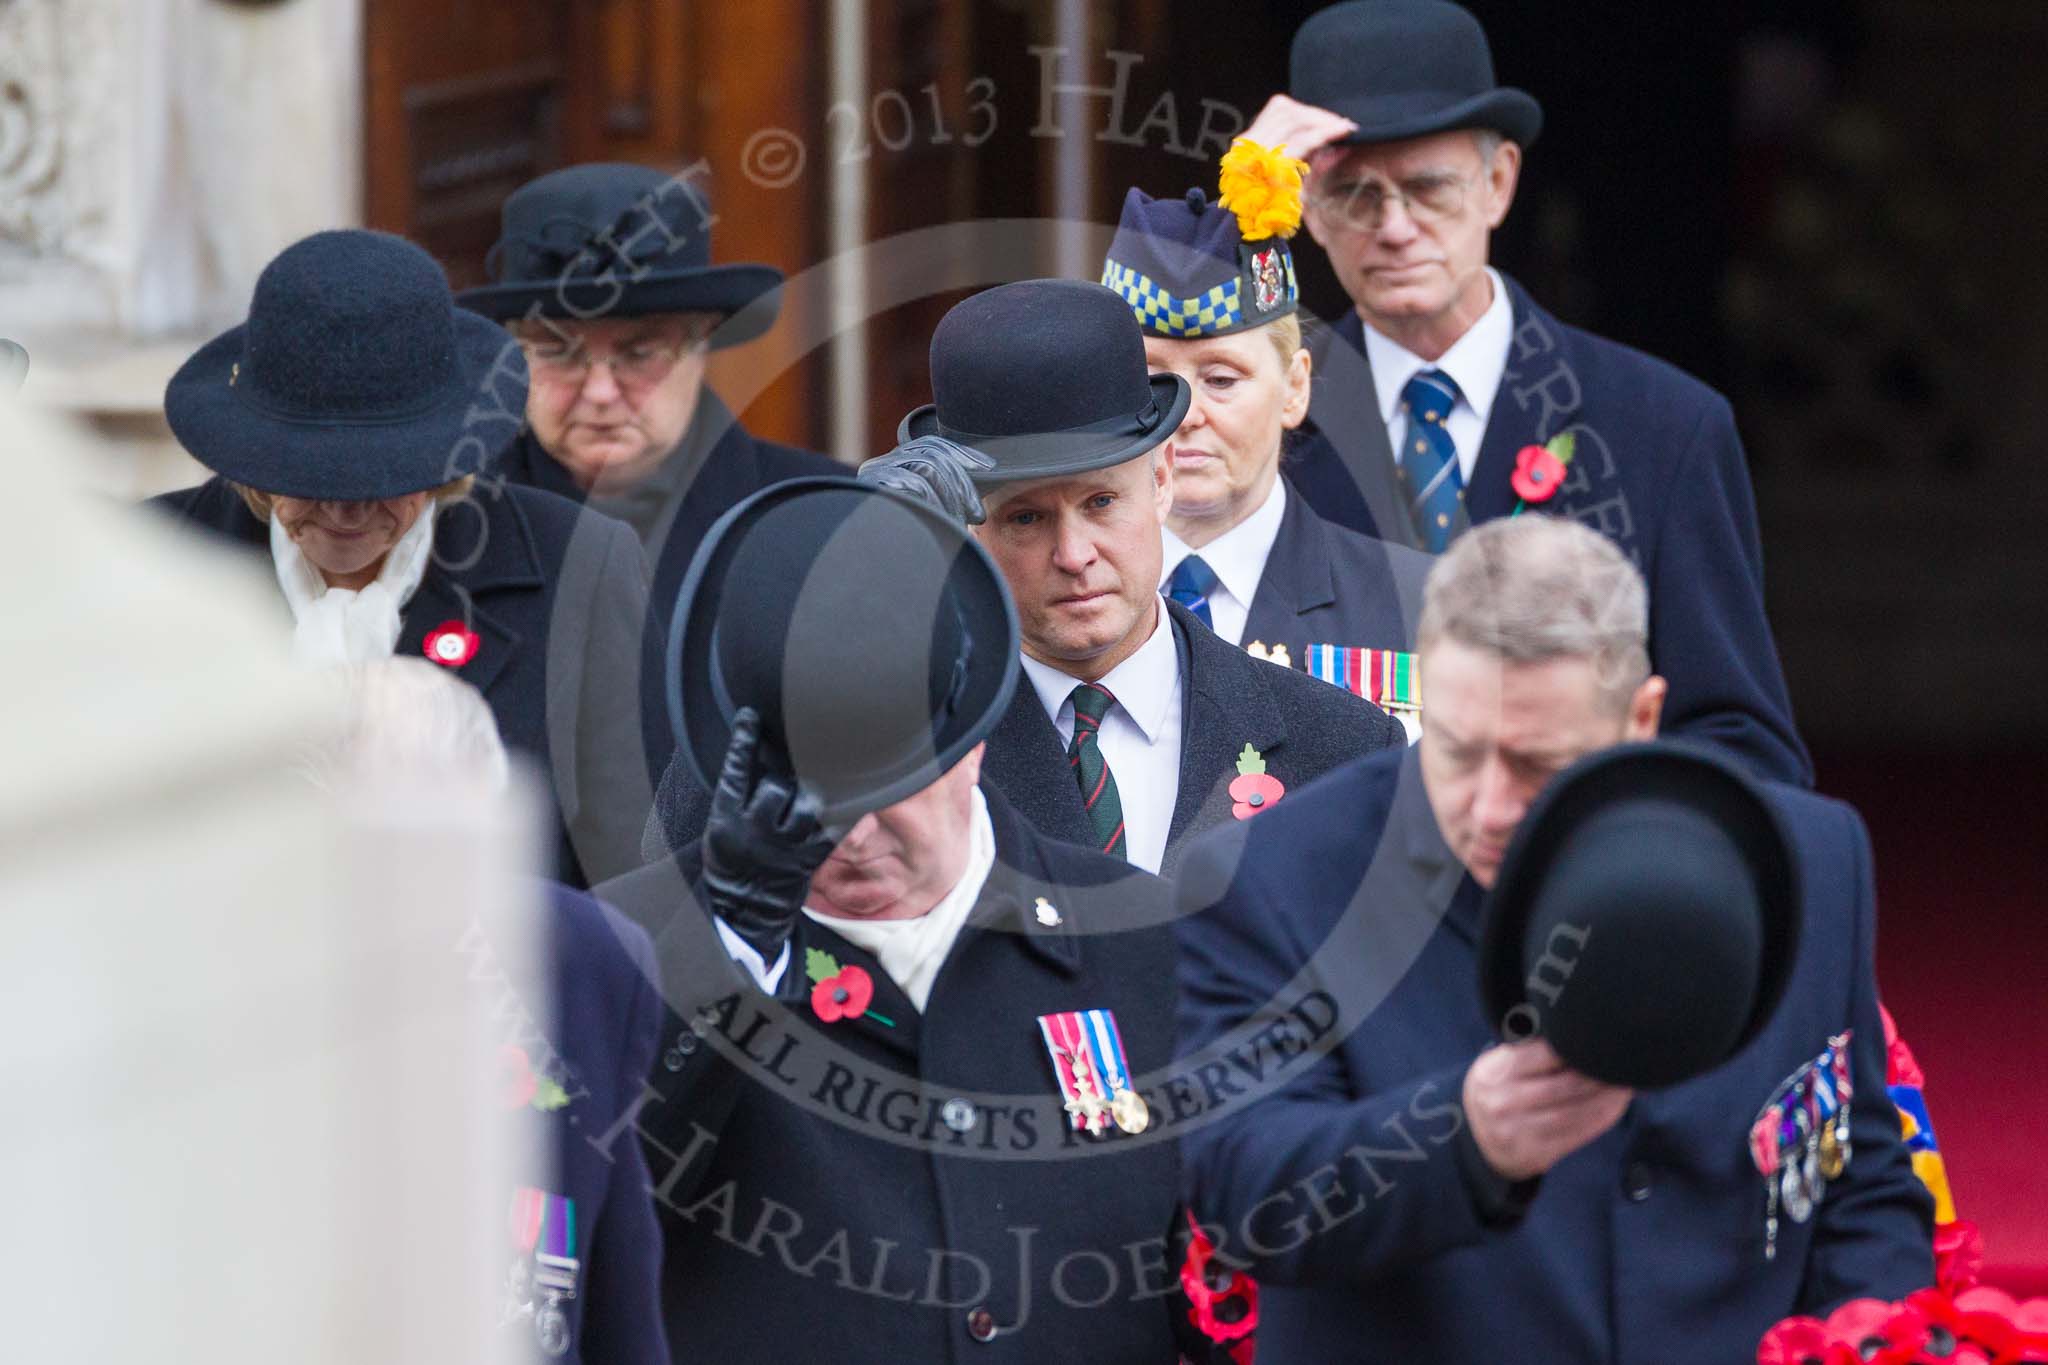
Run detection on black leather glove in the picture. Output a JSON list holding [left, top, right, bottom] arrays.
[[700, 707, 839, 963], [856, 435, 993, 525]]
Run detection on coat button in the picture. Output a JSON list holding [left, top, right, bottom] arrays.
[[1623, 1161, 1653, 1202], [941, 1098, 977, 1133], [662, 1032, 698, 1071], [966, 1307, 997, 1342]]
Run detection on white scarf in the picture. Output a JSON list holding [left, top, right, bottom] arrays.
[[269, 502, 438, 667], [803, 786, 997, 1012]]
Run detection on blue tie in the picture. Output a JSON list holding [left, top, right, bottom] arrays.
[[1163, 554, 1218, 630], [1400, 370, 1465, 553]]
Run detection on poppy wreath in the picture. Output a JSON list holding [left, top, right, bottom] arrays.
[[1756, 1237, 2048, 1365], [1179, 1210, 1258, 1363]]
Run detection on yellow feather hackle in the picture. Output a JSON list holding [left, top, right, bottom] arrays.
[[1216, 138, 1309, 242]]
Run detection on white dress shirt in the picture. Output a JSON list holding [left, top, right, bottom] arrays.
[[718, 785, 998, 1003], [1018, 605, 1183, 874], [1360, 266, 1515, 486], [1159, 477, 1289, 647]]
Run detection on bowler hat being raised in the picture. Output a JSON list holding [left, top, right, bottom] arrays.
[[668, 477, 1019, 826], [164, 229, 528, 502], [1292, 0, 1542, 149], [457, 162, 782, 346], [899, 279, 1190, 485], [1478, 742, 1800, 1090]]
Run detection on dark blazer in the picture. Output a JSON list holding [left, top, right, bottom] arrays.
[[593, 789, 1190, 1363], [1237, 488, 1434, 660], [1286, 276, 1813, 788], [494, 393, 843, 619], [1173, 745, 1934, 1365], [981, 599, 1408, 879], [148, 477, 664, 888], [488, 884, 670, 1365]]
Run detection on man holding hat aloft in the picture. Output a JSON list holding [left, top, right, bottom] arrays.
[[872, 278, 1407, 878], [459, 163, 840, 620], [1174, 514, 1932, 1363], [150, 229, 661, 888], [593, 477, 1232, 1361], [1100, 138, 1433, 676], [1244, 0, 1812, 789]]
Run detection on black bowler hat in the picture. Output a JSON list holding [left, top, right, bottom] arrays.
[[667, 477, 1020, 826], [457, 162, 782, 347], [1292, 0, 1543, 149], [897, 279, 1191, 484], [164, 230, 528, 502], [1478, 742, 1800, 1090], [1102, 186, 1299, 339]]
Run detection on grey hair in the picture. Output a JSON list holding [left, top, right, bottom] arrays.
[[1417, 514, 1650, 712], [1472, 129, 1504, 163], [299, 657, 510, 791]]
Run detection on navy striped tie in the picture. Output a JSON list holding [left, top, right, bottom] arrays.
[[1163, 554, 1218, 630], [1066, 683, 1126, 860], [1401, 369, 1464, 552]]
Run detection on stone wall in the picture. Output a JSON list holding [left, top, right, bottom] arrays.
[[1, 0, 362, 496]]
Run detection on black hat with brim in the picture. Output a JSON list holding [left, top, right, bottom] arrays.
[[164, 229, 529, 502], [1292, 0, 1543, 149], [1478, 741, 1799, 1090], [896, 278, 1191, 486], [454, 264, 784, 346], [455, 162, 784, 349], [667, 476, 1020, 827]]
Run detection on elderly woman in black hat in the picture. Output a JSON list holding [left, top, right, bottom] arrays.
[[457, 163, 840, 617], [150, 228, 664, 889], [1100, 139, 1434, 682]]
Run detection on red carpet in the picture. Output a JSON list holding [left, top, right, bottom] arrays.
[[1819, 752, 2048, 1295]]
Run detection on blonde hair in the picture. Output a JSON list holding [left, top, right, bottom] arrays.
[[1418, 514, 1650, 713], [1263, 313, 1303, 369], [233, 474, 477, 522]]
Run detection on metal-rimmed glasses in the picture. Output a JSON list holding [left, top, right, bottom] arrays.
[[1307, 169, 1480, 232]]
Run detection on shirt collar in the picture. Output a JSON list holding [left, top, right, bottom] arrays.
[[1018, 601, 1180, 743], [1159, 477, 1287, 610], [1361, 266, 1514, 427]]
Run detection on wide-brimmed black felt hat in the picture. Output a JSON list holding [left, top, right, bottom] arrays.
[[1292, 0, 1543, 149], [667, 477, 1020, 826], [1478, 742, 1799, 1090], [457, 162, 783, 347], [164, 229, 527, 501], [897, 279, 1190, 485]]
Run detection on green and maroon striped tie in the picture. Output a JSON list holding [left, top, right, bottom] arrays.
[[1067, 682, 1127, 860]]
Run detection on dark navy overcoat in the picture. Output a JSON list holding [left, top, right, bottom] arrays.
[[1286, 277, 1813, 786], [1173, 745, 1933, 1364]]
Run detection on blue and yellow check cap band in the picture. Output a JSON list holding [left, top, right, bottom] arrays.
[[1100, 186, 1299, 340]]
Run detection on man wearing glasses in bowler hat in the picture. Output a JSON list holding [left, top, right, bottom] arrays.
[[1174, 515, 1932, 1363], [1245, 0, 1813, 790], [865, 279, 1408, 879]]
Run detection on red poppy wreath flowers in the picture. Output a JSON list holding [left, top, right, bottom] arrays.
[[1757, 1248, 2048, 1365]]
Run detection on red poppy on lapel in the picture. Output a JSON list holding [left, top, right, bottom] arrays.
[[424, 619, 480, 668]]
